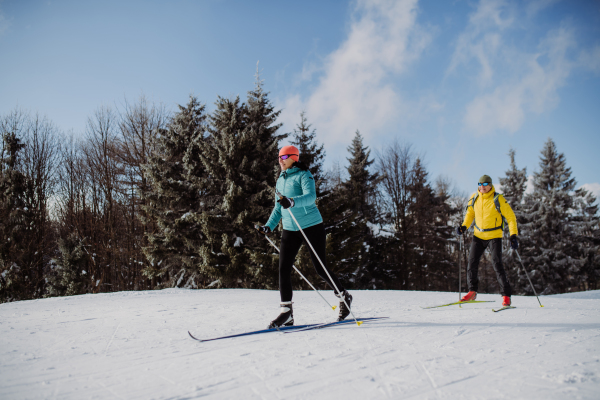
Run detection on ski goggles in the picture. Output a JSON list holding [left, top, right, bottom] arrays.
[[279, 154, 298, 160], [478, 182, 490, 186]]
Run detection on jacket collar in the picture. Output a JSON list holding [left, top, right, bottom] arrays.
[[480, 185, 496, 199], [281, 166, 301, 178]]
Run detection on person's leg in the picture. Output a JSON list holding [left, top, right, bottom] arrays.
[[279, 230, 303, 302], [467, 236, 488, 292], [302, 223, 345, 294], [489, 238, 512, 297]]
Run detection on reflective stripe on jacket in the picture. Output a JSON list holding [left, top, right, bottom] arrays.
[[265, 166, 323, 232], [462, 185, 518, 240]]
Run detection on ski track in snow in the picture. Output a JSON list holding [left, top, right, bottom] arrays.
[[1, 289, 599, 399]]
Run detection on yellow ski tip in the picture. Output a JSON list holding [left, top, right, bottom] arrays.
[[332, 305, 337, 310], [357, 321, 363, 326], [540, 305, 544, 307]]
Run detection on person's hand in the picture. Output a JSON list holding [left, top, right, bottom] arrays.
[[255, 225, 271, 234], [277, 196, 295, 209], [456, 225, 467, 235], [510, 234, 519, 250]]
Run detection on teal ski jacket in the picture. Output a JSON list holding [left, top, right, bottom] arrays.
[[265, 166, 323, 232]]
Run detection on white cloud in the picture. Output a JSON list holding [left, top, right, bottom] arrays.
[[447, 0, 514, 87], [580, 183, 600, 201], [526, 0, 561, 18], [579, 45, 600, 74], [0, 6, 10, 37], [461, 21, 575, 136], [279, 0, 429, 147]]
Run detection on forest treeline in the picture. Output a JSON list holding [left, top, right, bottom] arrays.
[[1, 75, 599, 303]]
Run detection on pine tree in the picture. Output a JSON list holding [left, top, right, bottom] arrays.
[[498, 148, 528, 293], [46, 233, 90, 297], [571, 187, 600, 290], [407, 158, 454, 290], [0, 131, 28, 302], [519, 138, 582, 294], [499, 148, 528, 206], [196, 71, 286, 289], [142, 96, 209, 288], [310, 131, 382, 289], [291, 112, 326, 194]]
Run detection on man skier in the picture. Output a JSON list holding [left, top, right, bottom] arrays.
[[457, 175, 519, 307]]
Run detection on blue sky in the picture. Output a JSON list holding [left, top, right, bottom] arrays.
[[1, 0, 599, 198]]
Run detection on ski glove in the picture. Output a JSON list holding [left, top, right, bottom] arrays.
[[457, 225, 467, 235], [510, 234, 519, 250], [277, 196, 295, 209], [255, 225, 271, 234]]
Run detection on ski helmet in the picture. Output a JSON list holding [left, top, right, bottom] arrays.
[[279, 145, 299, 162]]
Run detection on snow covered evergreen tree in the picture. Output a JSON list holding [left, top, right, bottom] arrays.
[[142, 96, 209, 288], [45, 233, 90, 297], [197, 72, 285, 289], [0, 131, 28, 302], [329, 131, 381, 288], [519, 138, 584, 294], [291, 112, 326, 195], [499, 148, 528, 206], [407, 158, 453, 290], [498, 148, 528, 292], [571, 187, 600, 290]]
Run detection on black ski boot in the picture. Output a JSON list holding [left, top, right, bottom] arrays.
[[268, 301, 293, 329], [336, 290, 353, 321]]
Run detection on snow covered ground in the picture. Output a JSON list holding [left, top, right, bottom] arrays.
[[1, 289, 599, 400]]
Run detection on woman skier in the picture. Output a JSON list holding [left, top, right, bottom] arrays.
[[257, 145, 353, 329]]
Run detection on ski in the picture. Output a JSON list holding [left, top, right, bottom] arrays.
[[284, 317, 389, 334], [188, 317, 388, 342], [421, 300, 495, 309], [188, 323, 318, 342], [492, 306, 516, 312]]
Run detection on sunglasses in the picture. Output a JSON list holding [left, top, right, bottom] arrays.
[[478, 182, 490, 186], [279, 154, 298, 160]]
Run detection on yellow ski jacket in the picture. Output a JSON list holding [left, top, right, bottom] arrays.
[[462, 185, 518, 240]]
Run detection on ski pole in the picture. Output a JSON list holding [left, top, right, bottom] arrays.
[[254, 225, 337, 311], [276, 191, 362, 326], [514, 250, 544, 307], [458, 234, 462, 306]]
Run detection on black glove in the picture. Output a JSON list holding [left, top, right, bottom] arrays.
[[510, 234, 519, 250], [255, 225, 271, 234], [277, 196, 295, 209], [456, 225, 467, 235]]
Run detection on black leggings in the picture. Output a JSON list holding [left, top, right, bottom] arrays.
[[467, 236, 512, 296], [279, 223, 345, 302]]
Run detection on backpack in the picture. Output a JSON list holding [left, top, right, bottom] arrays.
[[467, 192, 508, 232]]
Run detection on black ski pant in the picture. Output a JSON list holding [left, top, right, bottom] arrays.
[[279, 223, 345, 302], [467, 236, 512, 297]]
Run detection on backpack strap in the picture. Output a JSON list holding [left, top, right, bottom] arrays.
[[466, 193, 479, 211], [494, 193, 508, 231]]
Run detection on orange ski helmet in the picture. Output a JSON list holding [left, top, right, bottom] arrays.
[[279, 145, 299, 162]]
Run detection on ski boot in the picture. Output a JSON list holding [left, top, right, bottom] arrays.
[[336, 290, 353, 321], [460, 291, 477, 302], [502, 296, 511, 306], [268, 301, 293, 329]]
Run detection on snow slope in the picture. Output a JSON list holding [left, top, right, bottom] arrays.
[[1, 289, 599, 399]]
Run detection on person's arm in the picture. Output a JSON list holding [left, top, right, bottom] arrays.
[[462, 193, 476, 229], [499, 195, 518, 236], [290, 171, 317, 208], [265, 193, 282, 231]]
